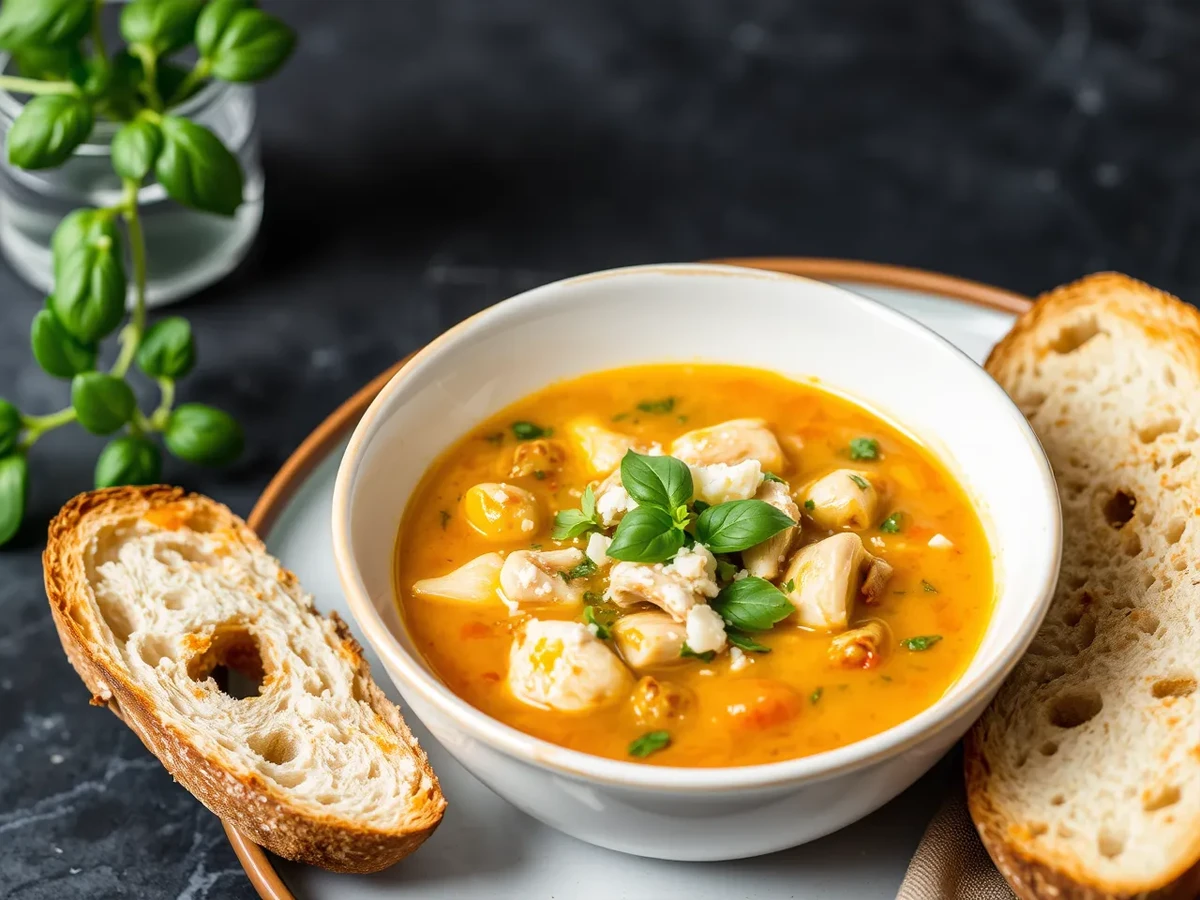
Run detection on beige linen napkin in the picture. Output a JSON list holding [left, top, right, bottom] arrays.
[[896, 770, 1016, 900]]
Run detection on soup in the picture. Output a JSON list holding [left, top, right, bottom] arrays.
[[395, 364, 993, 767]]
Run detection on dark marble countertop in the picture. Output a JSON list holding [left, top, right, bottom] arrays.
[[2, 1, 1197, 897]]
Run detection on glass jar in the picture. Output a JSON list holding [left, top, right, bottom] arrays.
[[0, 55, 263, 307]]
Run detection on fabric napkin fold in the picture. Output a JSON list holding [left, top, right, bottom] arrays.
[[897, 773, 1016, 900]]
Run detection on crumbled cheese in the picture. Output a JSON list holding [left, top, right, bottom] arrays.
[[488, 487, 510, 504], [689, 460, 763, 506], [685, 604, 727, 654], [928, 533, 954, 549], [733, 568, 750, 581], [869, 535, 886, 550], [596, 484, 636, 527], [520, 517, 535, 533], [729, 646, 750, 672], [585, 532, 612, 566]]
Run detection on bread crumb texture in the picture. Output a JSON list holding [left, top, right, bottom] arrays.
[[43, 486, 444, 873], [969, 274, 1200, 899]]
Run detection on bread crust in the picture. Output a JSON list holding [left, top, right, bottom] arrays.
[[968, 273, 1200, 900], [44, 486, 445, 874]]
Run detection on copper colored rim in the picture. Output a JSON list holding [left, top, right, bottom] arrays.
[[226, 257, 1032, 900]]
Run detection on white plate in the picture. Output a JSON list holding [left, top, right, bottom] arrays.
[[258, 275, 1019, 900]]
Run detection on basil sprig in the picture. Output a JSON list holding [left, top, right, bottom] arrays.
[[607, 505, 684, 564], [711, 576, 794, 632], [621, 450, 692, 510], [694, 499, 795, 553], [552, 484, 602, 540]]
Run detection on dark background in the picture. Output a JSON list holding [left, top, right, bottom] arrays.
[[2, 1, 1197, 897]]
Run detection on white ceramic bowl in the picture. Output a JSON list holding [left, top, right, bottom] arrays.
[[332, 263, 1061, 861]]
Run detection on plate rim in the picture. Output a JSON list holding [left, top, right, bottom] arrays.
[[226, 257, 1032, 900]]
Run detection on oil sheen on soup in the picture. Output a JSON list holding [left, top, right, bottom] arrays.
[[395, 364, 993, 767]]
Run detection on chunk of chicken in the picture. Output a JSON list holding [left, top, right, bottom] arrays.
[[671, 418, 785, 472], [508, 439, 566, 478], [802, 469, 880, 531], [782, 533, 894, 631], [569, 418, 652, 477], [500, 548, 589, 606], [828, 621, 889, 669], [462, 482, 541, 541], [592, 468, 637, 527], [412, 553, 505, 604], [585, 532, 612, 567], [509, 619, 633, 712], [607, 545, 719, 622], [688, 460, 763, 506], [612, 611, 686, 668], [630, 675, 693, 726], [742, 479, 800, 580]]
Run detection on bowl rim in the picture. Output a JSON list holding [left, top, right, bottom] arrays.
[[331, 262, 1062, 792]]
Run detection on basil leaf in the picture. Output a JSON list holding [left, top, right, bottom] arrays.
[[580, 483, 596, 519], [804, 499, 815, 511], [50, 209, 126, 343], [694, 499, 795, 553], [726, 629, 770, 653], [511, 420, 551, 440], [710, 576, 793, 632], [30, 307, 95, 377], [0, 400, 20, 457], [155, 116, 244, 216], [136, 316, 195, 378], [13, 44, 85, 80], [636, 397, 674, 414], [762, 471, 786, 484], [560, 558, 598, 583], [111, 118, 162, 182], [582, 605, 611, 640], [120, 0, 204, 55], [195, 0, 250, 57], [206, 8, 295, 82], [0, 454, 28, 547], [71, 373, 135, 435], [552, 486, 601, 540], [879, 512, 903, 534], [680, 643, 715, 662], [164, 403, 243, 466], [849, 437, 879, 461], [606, 506, 683, 564], [620, 450, 692, 510], [901, 635, 943, 651], [7, 93, 93, 170], [627, 730, 670, 758], [94, 435, 162, 488], [0, 0, 91, 50]]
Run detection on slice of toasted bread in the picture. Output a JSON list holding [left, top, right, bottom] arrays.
[[966, 274, 1200, 900], [44, 486, 445, 874]]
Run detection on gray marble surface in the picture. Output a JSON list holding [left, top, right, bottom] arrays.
[[2, 1, 1198, 897]]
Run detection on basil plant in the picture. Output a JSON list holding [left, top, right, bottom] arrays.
[[0, 0, 295, 546]]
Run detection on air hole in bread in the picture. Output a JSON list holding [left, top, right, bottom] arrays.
[[137, 634, 174, 668], [1065, 573, 1087, 590], [1048, 316, 1102, 354], [162, 589, 186, 611], [367, 760, 380, 779], [1098, 825, 1125, 859], [153, 541, 208, 566], [1048, 690, 1102, 728], [1172, 556, 1187, 572], [97, 598, 135, 643], [1132, 610, 1160, 634], [1028, 821, 1048, 837], [1171, 450, 1191, 468], [1050, 793, 1065, 806], [1102, 490, 1136, 529], [1121, 528, 1142, 557], [1039, 740, 1058, 756], [1138, 417, 1181, 443], [247, 730, 298, 766], [1143, 784, 1181, 812], [1164, 366, 1177, 387], [1143, 571, 1157, 590], [186, 627, 265, 699], [1164, 517, 1186, 545], [1151, 677, 1196, 699], [269, 770, 306, 789], [1023, 390, 1048, 411]]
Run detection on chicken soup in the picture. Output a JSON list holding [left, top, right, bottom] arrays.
[[395, 364, 993, 767]]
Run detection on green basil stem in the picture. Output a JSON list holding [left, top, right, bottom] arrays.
[[19, 407, 77, 449], [149, 377, 174, 429], [132, 45, 163, 111], [110, 179, 147, 378], [90, 0, 108, 66], [169, 59, 211, 107], [0, 76, 79, 97]]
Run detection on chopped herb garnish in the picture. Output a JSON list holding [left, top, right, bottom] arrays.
[[727, 630, 771, 653], [762, 471, 786, 484], [680, 643, 716, 662], [636, 397, 676, 414], [810, 686, 823, 704], [628, 730, 671, 758], [880, 512, 903, 533], [848, 473, 870, 490], [677, 414, 688, 423], [583, 590, 602, 604], [782, 579, 795, 593], [893, 590, 906, 595], [901, 635, 943, 651], [804, 499, 816, 511], [583, 605, 612, 640], [881, 674, 894, 682], [439, 510, 451, 529], [483, 432, 504, 445], [552, 485, 603, 540], [849, 437, 880, 461], [560, 558, 598, 583], [921, 579, 938, 593], [612, 412, 630, 422], [530, 542, 542, 549], [512, 420, 552, 441], [715, 558, 739, 582], [533, 470, 546, 480]]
